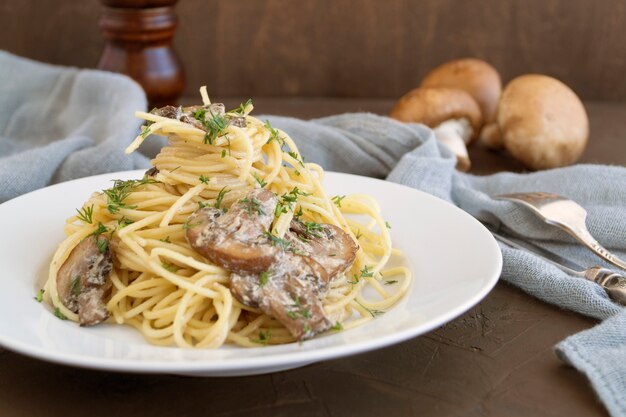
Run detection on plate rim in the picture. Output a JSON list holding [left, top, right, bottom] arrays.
[[0, 170, 502, 373]]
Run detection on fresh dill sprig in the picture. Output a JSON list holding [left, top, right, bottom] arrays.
[[89, 222, 109, 237], [274, 187, 310, 217], [103, 178, 157, 214], [199, 174, 210, 184], [263, 231, 292, 251], [215, 187, 230, 210], [230, 99, 253, 116], [287, 151, 305, 167], [194, 109, 229, 145], [254, 328, 272, 345], [140, 125, 151, 139], [117, 216, 134, 228], [161, 262, 179, 272], [332, 195, 346, 208], [259, 270, 269, 287], [54, 307, 67, 320], [303, 221, 325, 238], [265, 120, 285, 147], [70, 276, 81, 296], [75, 204, 94, 224], [253, 173, 267, 188], [95, 237, 109, 254], [350, 265, 374, 285], [240, 197, 265, 216], [355, 300, 384, 318], [34, 289, 45, 303], [331, 322, 343, 331]]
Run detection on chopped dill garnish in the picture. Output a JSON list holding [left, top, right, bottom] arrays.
[[117, 216, 134, 228], [194, 108, 229, 145], [140, 125, 151, 138], [221, 149, 227, 158], [265, 120, 285, 147], [253, 173, 267, 188], [254, 328, 272, 345], [89, 222, 109, 237], [287, 151, 305, 167], [275, 187, 310, 217], [332, 195, 346, 207], [350, 265, 374, 285], [240, 197, 265, 215], [103, 178, 157, 214], [70, 276, 81, 296], [182, 218, 202, 230], [54, 307, 67, 320], [230, 99, 253, 116], [385, 221, 392, 229], [263, 231, 292, 251], [331, 322, 343, 331], [75, 204, 94, 224], [215, 187, 230, 210], [159, 236, 172, 243], [354, 230, 362, 240], [355, 300, 384, 318], [34, 289, 45, 303], [304, 221, 325, 238], [259, 270, 269, 287], [385, 280, 398, 285], [294, 206, 304, 219], [161, 262, 179, 272], [199, 174, 210, 184], [96, 237, 108, 254]]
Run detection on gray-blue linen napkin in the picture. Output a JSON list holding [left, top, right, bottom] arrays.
[[2, 51, 625, 417]]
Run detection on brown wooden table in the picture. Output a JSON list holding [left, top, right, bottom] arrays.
[[2, 99, 624, 417]]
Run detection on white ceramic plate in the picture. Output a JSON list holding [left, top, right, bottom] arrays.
[[0, 170, 501, 376]]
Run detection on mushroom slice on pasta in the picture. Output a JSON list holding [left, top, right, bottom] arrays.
[[285, 220, 358, 280], [185, 188, 280, 274], [230, 254, 332, 340], [56, 235, 112, 326]]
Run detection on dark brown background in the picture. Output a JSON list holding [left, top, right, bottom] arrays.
[[1, 2, 625, 416], [2, 0, 626, 100]]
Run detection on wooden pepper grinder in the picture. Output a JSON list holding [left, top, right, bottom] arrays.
[[98, 0, 185, 109]]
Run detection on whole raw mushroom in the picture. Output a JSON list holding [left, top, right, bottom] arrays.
[[420, 58, 502, 145], [389, 87, 482, 171], [497, 74, 589, 170]]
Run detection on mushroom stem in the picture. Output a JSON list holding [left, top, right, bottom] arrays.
[[432, 118, 472, 171]]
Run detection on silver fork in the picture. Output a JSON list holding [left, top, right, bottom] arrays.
[[491, 230, 626, 305], [495, 192, 626, 270]]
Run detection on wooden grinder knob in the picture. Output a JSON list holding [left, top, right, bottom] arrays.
[[98, 0, 185, 108]]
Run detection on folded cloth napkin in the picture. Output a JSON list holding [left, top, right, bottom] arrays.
[[2, 51, 625, 416], [0, 51, 164, 203]]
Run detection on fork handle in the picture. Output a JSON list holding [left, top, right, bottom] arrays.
[[585, 267, 626, 305], [565, 226, 626, 271]]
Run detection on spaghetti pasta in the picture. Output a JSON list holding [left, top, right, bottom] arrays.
[[44, 89, 411, 348]]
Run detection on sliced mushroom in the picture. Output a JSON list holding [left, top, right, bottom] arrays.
[[285, 220, 358, 281], [56, 235, 113, 326], [185, 189, 280, 274], [230, 254, 331, 340]]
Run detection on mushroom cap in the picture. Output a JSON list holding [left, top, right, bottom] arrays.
[[498, 74, 589, 170], [420, 58, 502, 123], [389, 87, 483, 134]]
